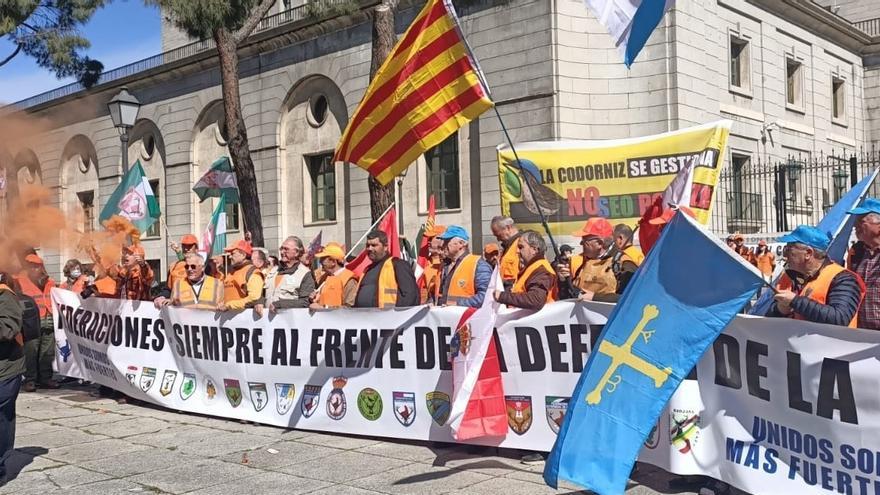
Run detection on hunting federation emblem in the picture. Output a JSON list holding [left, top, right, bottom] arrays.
[[670, 408, 700, 454], [506, 395, 533, 435], [139, 367, 157, 393], [180, 373, 196, 401], [449, 323, 471, 359], [118, 187, 146, 221], [225, 379, 243, 408], [544, 396, 569, 435], [125, 366, 138, 386], [275, 383, 296, 415], [205, 375, 217, 400], [327, 377, 347, 420], [248, 382, 268, 412], [392, 391, 416, 427], [159, 370, 178, 397], [425, 391, 450, 426], [299, 384, 320, 418], [357, 388, 383, 421]]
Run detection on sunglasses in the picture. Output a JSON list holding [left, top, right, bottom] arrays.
[[185, 264, 201, 270]]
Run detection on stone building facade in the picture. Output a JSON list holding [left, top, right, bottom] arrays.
[[2, 0, 880, 279]]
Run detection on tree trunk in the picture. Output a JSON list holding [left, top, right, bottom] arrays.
[[214, 28, 265, 247], [368, 1, 397, 223]]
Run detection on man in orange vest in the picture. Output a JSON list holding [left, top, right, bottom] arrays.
[[59, 259, 87, 293], [354, 230, 419, 308], [218, 240, 264, 312], [434, 226, 492, 307], [0, 271, 24, 483], [111, 244, 154, 301], [490, 215, 522, 290], [493, 230, 556, 310], [14, 254, 58, 392], [154, 253, 224, 309], [769, 225, 865, 327], [419, 225, 446, 304], [310, 242, 357, 309], [755, 240, 776, 282], [482, 243, 500, 268], [166, 234, 200, 291], [259, 236, 315, 313]]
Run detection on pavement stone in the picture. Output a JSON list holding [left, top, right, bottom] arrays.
[[59, 478, 157, 495], [0, 470, 60, 495], [3, 449, 63, 475], [447, 476, 586, 495], [295, 431, 384, 451], [351, 460, 495, 494], [34, 464, 113, 489], [218, 440, 340, 470], [43, 438, 151, 464], [277, 450, 411, 483], [85, 417, 171, 438], [186, 471, 333, 495], [15, 427, 107, 449], [46, 411, 130, 428], [16, 401, 94, 421], [356, 440, 451, 463], [125, 458, 254, 494], [78, 447, 197, 478], [305, 486, 388, 495], [124, 424, 218, 449], [13, 420, 63, 437], [175, 431, 276, 457]]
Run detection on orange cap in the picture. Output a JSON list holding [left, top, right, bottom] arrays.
[[424, 224, 447, 238], [316, 242, 346, 262], [181, 234, 199, 246], [224, 239, 253, 256], [483, 242, 500, 255], [24, 254, 44, 265], [648, 206, 696, 226], [572, 217, 613, 239]]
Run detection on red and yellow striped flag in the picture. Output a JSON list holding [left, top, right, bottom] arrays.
[[334, 0, 493, 185]]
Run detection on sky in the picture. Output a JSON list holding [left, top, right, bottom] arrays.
[[0, 1, 162, 104]]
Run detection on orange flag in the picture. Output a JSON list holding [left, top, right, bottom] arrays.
[[334, 0, 493, 185]]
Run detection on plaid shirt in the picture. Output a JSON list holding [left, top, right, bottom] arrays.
[[114, 264, 155, 301], [850, 242, 880, 330]]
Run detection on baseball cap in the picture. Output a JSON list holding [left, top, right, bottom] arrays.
[[778, 225, 832, 251], [848, 197, 880, 215], [224, 239, 253, 256], [647, 206, 696, 226], [181, 234, 199, 245], [424, 224, 447, 238], [483, 243, 499, 255], [24, 254, 43, 265], [316, 242, 346, 262], [437, 225, 469, 241], [572, 217, 613, 238]]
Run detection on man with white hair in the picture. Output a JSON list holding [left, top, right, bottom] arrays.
[[256, 236, 316, 313], [433, 226, 491, 307], [848, 198, 880, 330], [155, 253, 224, 309]]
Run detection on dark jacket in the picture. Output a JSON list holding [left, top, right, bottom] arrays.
[[0, 287, 24, 382], [497, 259, 555, 311], [768, 267, 863, 327], [354, 256, 419, 308]]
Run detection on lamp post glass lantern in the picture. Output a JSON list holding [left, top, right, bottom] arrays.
[[832, 167, 848, 201], [108, 87, 141, 174]]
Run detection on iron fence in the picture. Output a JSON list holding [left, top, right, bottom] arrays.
[[709, 148, 880, 236]]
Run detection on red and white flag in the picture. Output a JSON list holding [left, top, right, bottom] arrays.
[[448, 268, 507, 440], [638, 156, 696, 254], [347, 207, 399, 277]]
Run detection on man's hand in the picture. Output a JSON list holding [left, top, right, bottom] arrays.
[[774, 289, 797, 315], [217, 302, 228, 312], [169, 241, 181, 254], [153, 297, 170, 309], [309, 302, 323, 310], [557, 262, 570, 279], [254, 304, 264, 318], [493, 290, 502, 301], [269, 303, 278, 314], [577, 290, 595, 302]]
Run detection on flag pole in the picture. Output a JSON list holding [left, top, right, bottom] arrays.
[[345, 202, 396, 259], [444, 0, 560, 257]]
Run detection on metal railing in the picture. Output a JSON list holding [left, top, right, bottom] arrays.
[[854, 17, 880, 37], [10, 0, 357, 110], [709, 149, 880, 236]]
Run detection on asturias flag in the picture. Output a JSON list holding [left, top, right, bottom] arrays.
[[99, 160, 161, 234], [544, 211, 763, 495], [333, 0, 493, 185], [193, 157, 240, 203], [202, 194, 228, 257]]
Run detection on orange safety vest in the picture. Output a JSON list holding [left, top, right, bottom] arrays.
[[500, 239, 520, 285], [622, 245, 645, 266], [224, 264, 262, 302], [60, 276, 87, 293], [15, 274, 54, 319], [442, 254, 480, 306], [173, 276, 224, 309], [167, 260, 187, 292], [570, 254, 584, 276], [574, 256, 617, 296], [776, 263, 866, 328], [356, 258, 399, 309], [317, 268, 356, 308], [756, 252, 775, 277], [94, 276, 117, 298], [512, 259, 557, 303], [421, 257, 442, 304]]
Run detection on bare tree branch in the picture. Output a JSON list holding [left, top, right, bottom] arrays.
[[233, 0, 277, 45], [0, 44, 22, 68]]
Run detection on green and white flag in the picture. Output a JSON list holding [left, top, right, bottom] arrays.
[[99, 160, 161, 233], [202, 194, 228, 256], [193, 156, 239, 203]]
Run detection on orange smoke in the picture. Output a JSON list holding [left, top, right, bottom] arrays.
[[0, 184, 78, 272]]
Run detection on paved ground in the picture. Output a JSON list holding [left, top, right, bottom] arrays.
[[1, 383, 728, 495]]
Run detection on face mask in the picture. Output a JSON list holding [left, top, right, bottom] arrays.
[[70, 269, 82, 279]]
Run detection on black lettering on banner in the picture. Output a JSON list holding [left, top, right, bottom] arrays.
[[437, 327, 452, 371], [203, 326, 219, 361], [271, 328, 287, 365], [235, 327, 251, 364], [324, 329, 341, 368], [94, 314, 107, 343], [191, 326, 203, 359], [218, 327, 232, 361], [571, 324, 590, 373], [713, 334, 742, 389], [138, 318, 152, 350], [85, 312, 98, 340], [516, 327, 545, 372], [310, 329, 323, 367], [252, 328, 263, 365], [110, 316, 123, 346], [356, 329, 376, 368], [492, 330, 507, 372], [745, 340, 770, 401], [377, 329, 394, 368], [816, 357, 858, 425], [152, 319, 165, 351], [80, 310, 92, 337], [343, 329, 358, 368], [545, 325, 568, 372], [288, 329, 301, 366], [415, 327, 435, 370], [787, 351, 812, 414], [172, 324, 185, 356], [389, 332, 404, 369], [183, 325, 194, 357]]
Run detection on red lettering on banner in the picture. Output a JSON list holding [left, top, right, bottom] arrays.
[[566, 189, 584, 216], [585, 187, 600, 216]]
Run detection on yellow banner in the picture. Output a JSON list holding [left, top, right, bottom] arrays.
[[498, 121, 731, 236]]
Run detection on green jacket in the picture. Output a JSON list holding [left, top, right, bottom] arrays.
[[0, 286, 24, 381]]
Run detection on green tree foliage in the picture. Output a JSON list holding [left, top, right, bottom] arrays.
[[0, 0, 105, 87]]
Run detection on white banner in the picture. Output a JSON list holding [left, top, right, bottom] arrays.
[[51, 289, 880, 495]]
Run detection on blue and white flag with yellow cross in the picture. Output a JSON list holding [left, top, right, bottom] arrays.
[[544, 210, 764, 495]]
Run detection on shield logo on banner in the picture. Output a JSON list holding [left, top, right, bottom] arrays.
[[505, 395, 532, 435], [224, 379, 242, 408], [326, 376, 347, 420], [670, 409, 700, 454], [392, 391, 416, 427], [357, 388, 383, 421], [299, 384, 320, 418], [449, 324, 471, 359], [645, 420, 661, 449], [180, 373, 196, 401], [205, 375, 217, 400], [425, 391, 450, 426], [125, 366, 139, 386], [544, 396, 569, 435], [274, 383, 296, 415], [248, 382, 268, 412], [139, 367, 156, 393], [159, 370, 177, 397]]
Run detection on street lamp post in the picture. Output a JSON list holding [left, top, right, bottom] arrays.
[[107, 87, 141, 174]]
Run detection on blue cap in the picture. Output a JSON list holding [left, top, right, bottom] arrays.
[[437, 225, 469, 242], [777, 225, 832, 251], [848, 197, 880, 215]]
